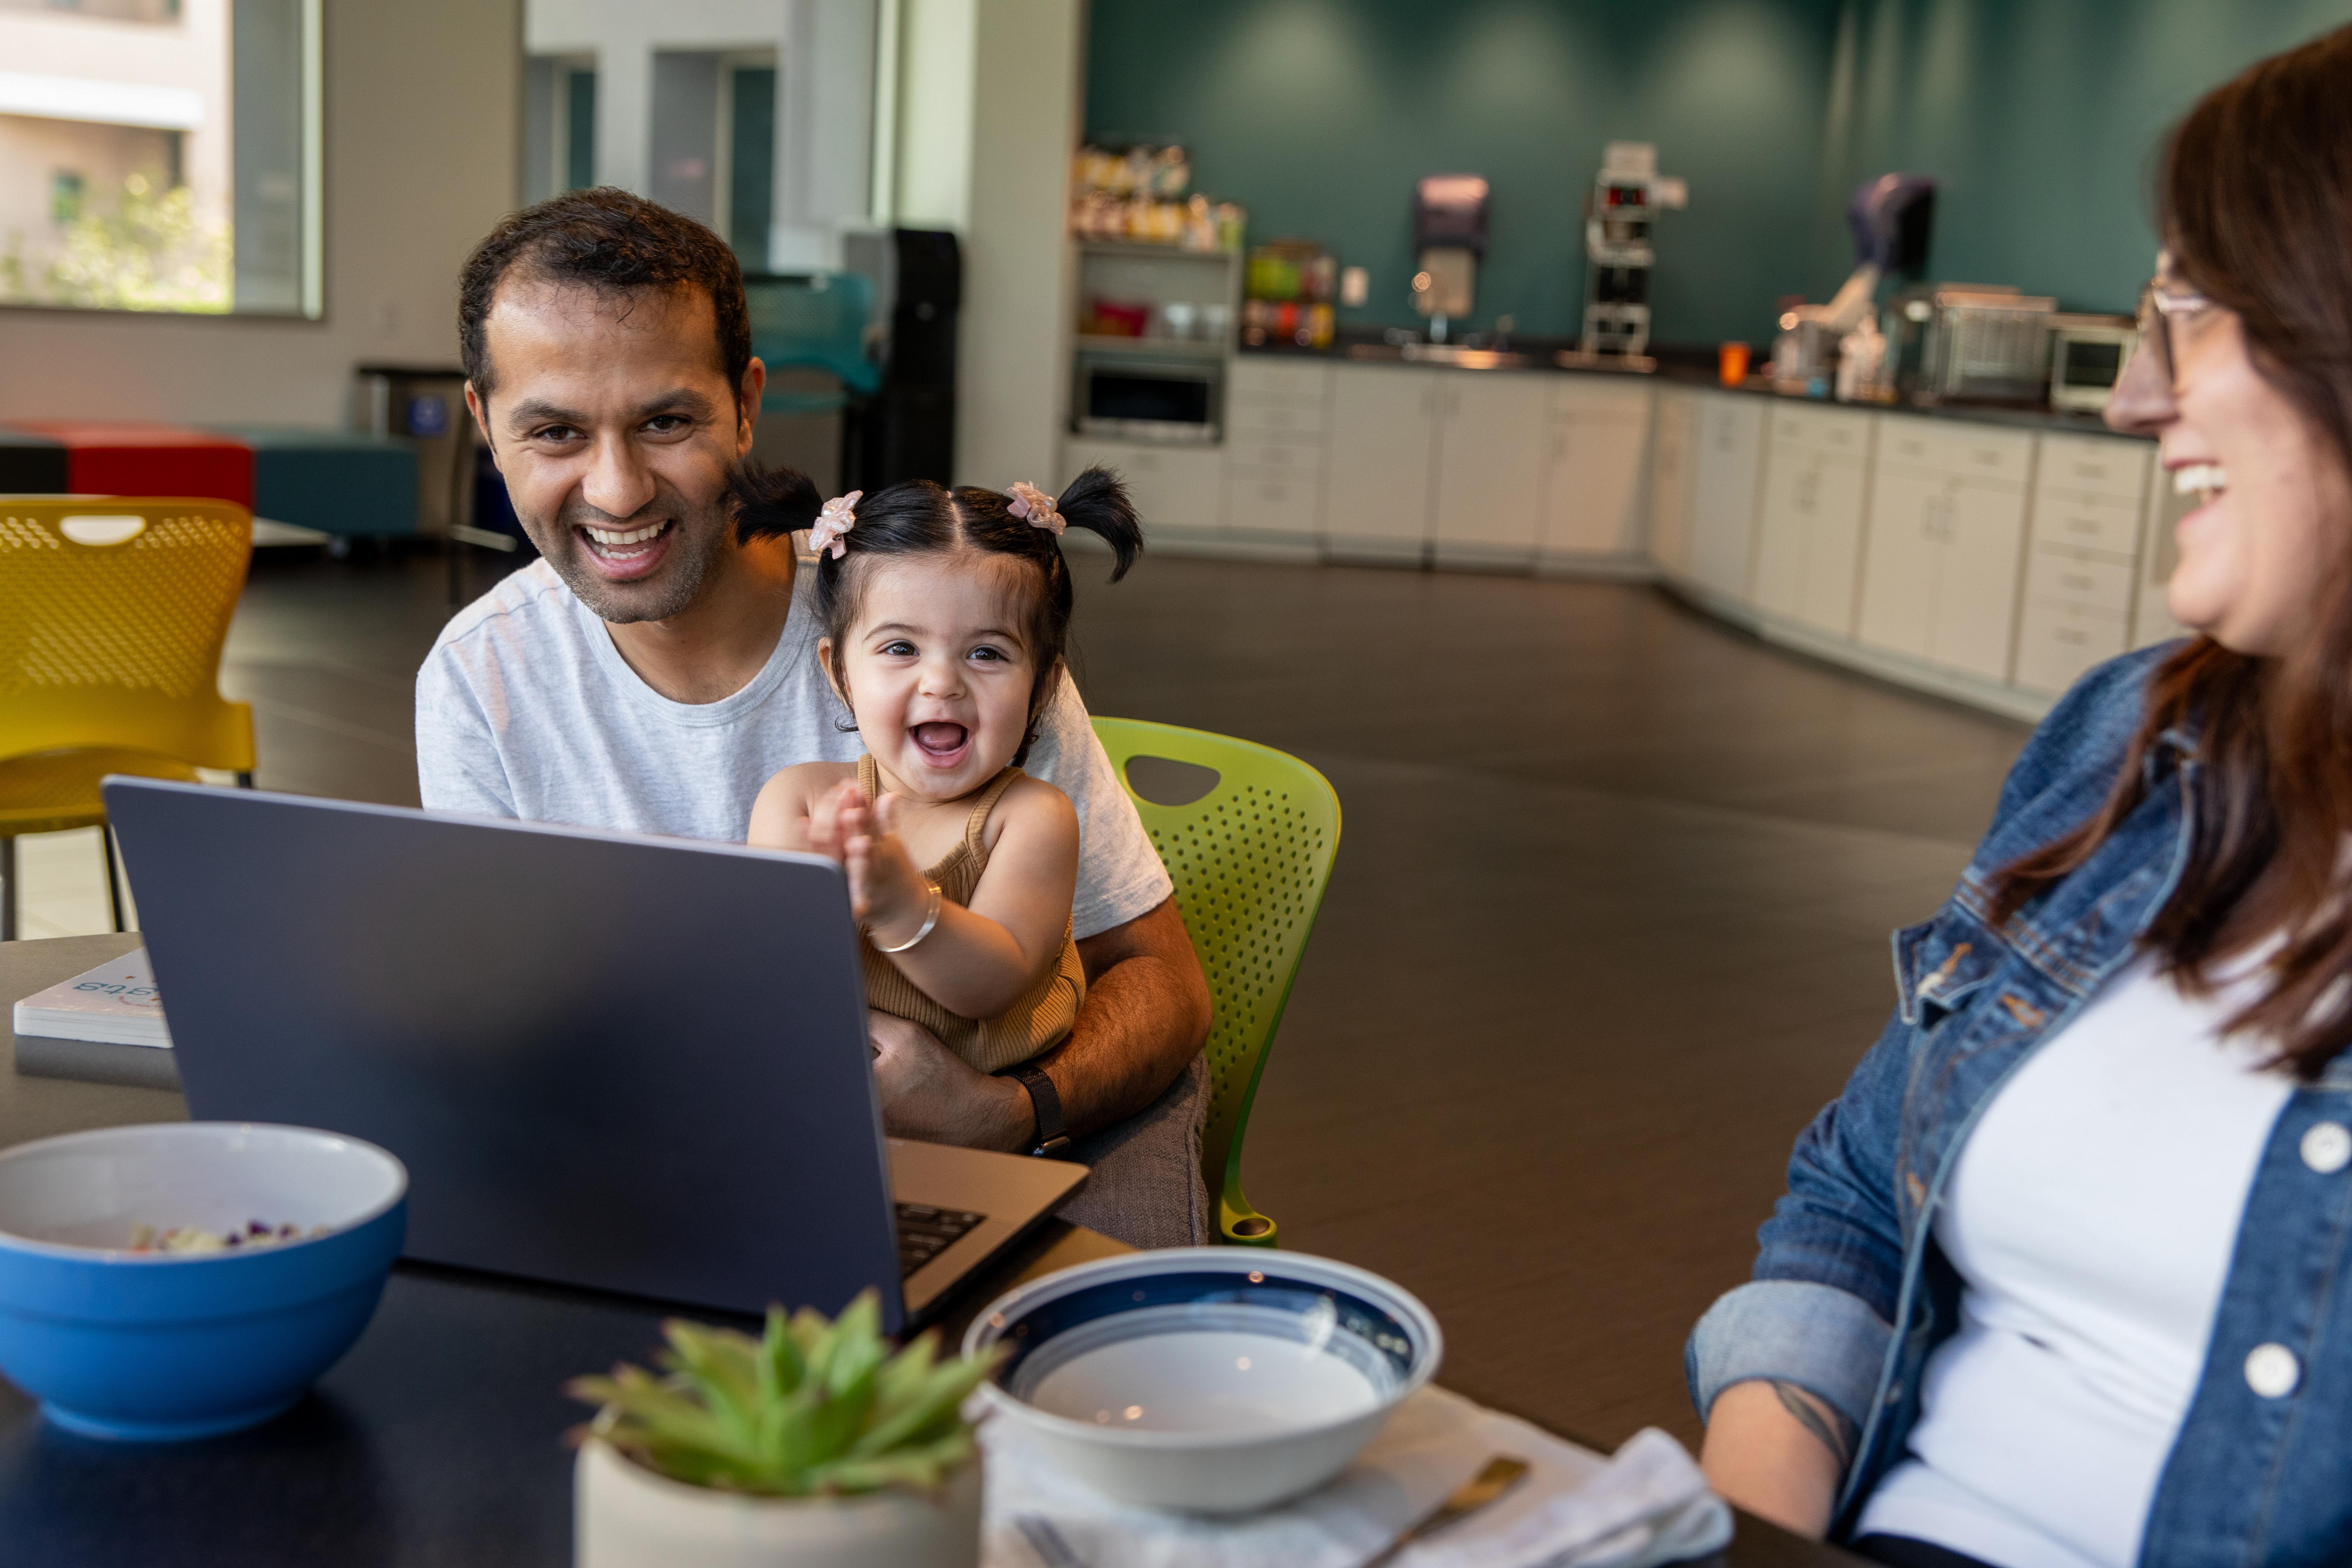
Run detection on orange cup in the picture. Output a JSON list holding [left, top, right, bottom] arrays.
[[1718, 342, 1752, 386]]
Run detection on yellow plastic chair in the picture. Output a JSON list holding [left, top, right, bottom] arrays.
[[0, 498, 257, 939], [1093, 718, 1340, 1247]]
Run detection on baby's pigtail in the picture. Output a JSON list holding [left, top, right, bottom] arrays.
[[1051, 466, 1144, 580], [729, 461, 824, 544]]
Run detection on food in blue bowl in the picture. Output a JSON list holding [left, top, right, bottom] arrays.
[[0, 1122, 407, 1440], [964, 1248, 1442, 1512]]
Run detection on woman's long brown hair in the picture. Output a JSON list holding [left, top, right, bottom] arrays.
[[1989, 26, 2352, 1078]]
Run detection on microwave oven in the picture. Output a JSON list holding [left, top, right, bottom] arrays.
[[1073, 353, 1221, 443], [2047, 313, 2140, 412]]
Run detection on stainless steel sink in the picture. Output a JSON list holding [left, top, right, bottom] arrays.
[[1344, 342, 1531, 370]]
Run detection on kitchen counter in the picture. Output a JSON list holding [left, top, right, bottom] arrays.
[[1062, 339, 2188, 725], [1237, 332, 2131, 440]]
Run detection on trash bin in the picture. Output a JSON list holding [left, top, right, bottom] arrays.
[[354, 364, 474, 539]]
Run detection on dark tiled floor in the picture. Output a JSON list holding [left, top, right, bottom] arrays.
[[220, 545, 2031, 1449]]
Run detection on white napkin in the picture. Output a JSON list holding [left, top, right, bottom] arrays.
[[980, 1385, 1733, 1568]]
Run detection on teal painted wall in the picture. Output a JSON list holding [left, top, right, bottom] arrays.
[[1085, 0, 2352, 346], [1813, 0, 2352, 315], [1084, 0, 1842, 346]]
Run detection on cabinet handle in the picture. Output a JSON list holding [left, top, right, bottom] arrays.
[[1921, 492, 1955, 542]]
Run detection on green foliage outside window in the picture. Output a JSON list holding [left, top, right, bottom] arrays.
[[50, 172, 84, 227], [2, 170, 231, 313]]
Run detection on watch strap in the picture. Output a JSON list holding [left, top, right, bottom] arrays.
[[1003, 1063, 1071, 1157]]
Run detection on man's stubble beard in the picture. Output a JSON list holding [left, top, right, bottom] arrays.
[[530, 483, 734, 625]]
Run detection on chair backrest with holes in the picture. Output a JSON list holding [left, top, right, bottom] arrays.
[[1091, 718, 1340, 1246], [0, 498, 255, 770]]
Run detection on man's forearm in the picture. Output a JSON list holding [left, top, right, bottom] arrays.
[[1045, 897, 1212, 1141]]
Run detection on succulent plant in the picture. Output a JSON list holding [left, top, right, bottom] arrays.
[[568, 1290, 1002, 1497]]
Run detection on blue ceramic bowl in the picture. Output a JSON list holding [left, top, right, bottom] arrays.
[[0, 1122, 407, 1440]]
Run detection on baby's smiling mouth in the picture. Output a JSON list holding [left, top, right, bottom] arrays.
[[911, 722, 970, 764]]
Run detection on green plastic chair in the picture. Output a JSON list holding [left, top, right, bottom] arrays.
[[1092, 719, 1341, 1248]]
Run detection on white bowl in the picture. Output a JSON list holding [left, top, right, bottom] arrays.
[[962, 1248, 1440, 1513]]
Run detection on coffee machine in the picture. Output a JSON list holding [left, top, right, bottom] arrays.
[[1575, 141, 1686, 363], [1410, 174, 1488, 343]]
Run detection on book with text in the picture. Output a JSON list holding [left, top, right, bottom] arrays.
[[12, 949, 172, 1049]]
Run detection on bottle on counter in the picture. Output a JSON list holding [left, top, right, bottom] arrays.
[[1835, 316, 1887, 402]]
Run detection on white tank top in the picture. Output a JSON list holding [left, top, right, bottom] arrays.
[[1856, 951, 2293, 1568]]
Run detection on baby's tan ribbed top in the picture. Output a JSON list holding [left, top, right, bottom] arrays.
[[856, 753, 1085, 1074]]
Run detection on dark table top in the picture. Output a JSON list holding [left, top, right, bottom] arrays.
[[1, 933, 1854, 1566]]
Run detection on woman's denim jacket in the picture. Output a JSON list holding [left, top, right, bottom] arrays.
[[1687, 643, 2352, 1565]]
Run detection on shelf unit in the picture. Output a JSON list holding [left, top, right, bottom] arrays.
[[1073, 335, 1228, 360], [1067, 236, 1245, 481], [1076, 240, 1240, 264]]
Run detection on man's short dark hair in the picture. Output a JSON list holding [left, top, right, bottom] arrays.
[[458, 188, 751, 402]]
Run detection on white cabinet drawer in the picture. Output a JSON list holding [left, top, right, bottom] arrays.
[[2030, 489, 2141, 559], [1062, 438, 1226, 532], [1877, 417, 2033, 485], [1225, 471, 1323, 538], [1551, 378, 1652, 421], [1686, 393, 1768, 602], [1227, 436, 1326, 477], [1324, 364, 1438, 550], [2014, 597, 2130, 695], [1225, 397, 1327, 438], [1228, 357, 1333, 405], [2026, 545, 2136, 615], [1766, 404, 1875, 459], [2036, 433, 2150, 504]]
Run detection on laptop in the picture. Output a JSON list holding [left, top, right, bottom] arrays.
[[100, 777, 1087, 1334]]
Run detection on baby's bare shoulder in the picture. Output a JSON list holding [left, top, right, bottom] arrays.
[[777, 760, 856, 791], [987, 773, 1079, 846], [748, 761, 857, 846]]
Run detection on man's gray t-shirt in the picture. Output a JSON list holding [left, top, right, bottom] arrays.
[[413, 558, 1171, 940]]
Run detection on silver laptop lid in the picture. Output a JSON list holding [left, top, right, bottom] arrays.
[[102, 778, 908, 1329]]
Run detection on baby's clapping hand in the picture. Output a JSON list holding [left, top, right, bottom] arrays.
[[803, 777, 863, 867], [807, 779, 928, 937]]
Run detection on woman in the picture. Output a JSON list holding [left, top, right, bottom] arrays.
[[1688, 28, 2352, 1568]]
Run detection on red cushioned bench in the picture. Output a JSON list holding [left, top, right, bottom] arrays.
[[4, 421, 254, 509]]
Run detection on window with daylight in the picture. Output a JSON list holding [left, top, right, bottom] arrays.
[[0, 0, 321, 317]]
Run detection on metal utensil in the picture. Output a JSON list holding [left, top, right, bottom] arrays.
[[1016, 1512, 1089, 1568], [1359, 1454, 1533, 1567]]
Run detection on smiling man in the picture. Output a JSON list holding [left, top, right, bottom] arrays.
[[414, 190, 1212, 1248]]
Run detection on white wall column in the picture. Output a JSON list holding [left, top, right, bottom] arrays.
[[886, 0, 1078, 490]]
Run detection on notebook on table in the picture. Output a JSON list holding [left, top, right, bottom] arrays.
[[10, 947, 182, 1091]]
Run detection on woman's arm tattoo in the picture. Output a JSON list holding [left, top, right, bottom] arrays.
[[1769, 1380, 1857, 1469]]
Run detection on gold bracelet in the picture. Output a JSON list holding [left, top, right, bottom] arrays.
[[872, 878, 943, 954]]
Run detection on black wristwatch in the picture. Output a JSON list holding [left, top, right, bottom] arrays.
[[1002, 1063, 1072, 1157]]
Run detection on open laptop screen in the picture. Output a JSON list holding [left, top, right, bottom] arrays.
[[103, 779, 903, 1326]]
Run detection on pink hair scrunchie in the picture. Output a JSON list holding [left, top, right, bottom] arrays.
[[1006, 481, 1065, 536], [807, 490, 862, 559]]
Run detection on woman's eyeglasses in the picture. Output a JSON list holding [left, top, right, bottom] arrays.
[[2136, 278, 2216, 386]]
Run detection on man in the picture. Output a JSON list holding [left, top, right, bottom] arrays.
[[414, 189, 1212, 1248]]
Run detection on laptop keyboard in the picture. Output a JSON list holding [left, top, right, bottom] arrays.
[[896, 1202, 985, 1278]]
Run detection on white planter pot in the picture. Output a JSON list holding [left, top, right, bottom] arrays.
[[574, 1437, 981, 1568]]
